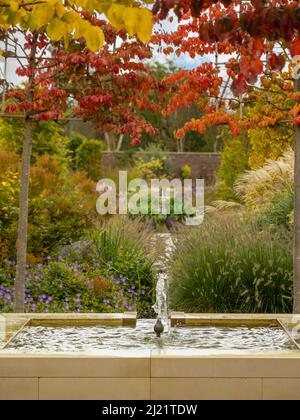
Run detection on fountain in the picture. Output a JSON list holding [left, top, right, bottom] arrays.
[[152, 233, 176, 336]]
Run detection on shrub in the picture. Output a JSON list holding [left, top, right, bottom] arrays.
[[76, 139, 104, 181], [0, 118, 67, 161], [136, 146, 174, 180], [67, 132, 85, 170], [87, 218, 156, 316], [0, 219, 157, 317], [136, 157, 166, 180], [182, 164, 192, 179], [0, 259, 107, 313], [247, 126, 292, 169], [0, 153, 98, 260], [217, 135, 249, 190], [255, 192, 294, 230], [170, 218, 292, 314], [128, 193, 195, 226]]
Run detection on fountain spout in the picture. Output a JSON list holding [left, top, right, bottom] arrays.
[[154, 318, 164, 338]]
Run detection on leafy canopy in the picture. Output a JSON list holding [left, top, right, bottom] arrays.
[[0, 0, 154, 51]]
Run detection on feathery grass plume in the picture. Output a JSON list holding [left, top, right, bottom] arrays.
[[210, 200, 244, 211], [235, 149, 294, 209]]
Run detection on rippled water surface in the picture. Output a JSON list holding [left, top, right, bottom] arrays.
[[3, 320, 296, 354]]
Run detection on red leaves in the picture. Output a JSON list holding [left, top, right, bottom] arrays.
[[231, 74, 248, 97], [291, 38, 300, 57], [78, 95, 113, 112], [38, 111, 60, 121], [268, 53, 286, 71]]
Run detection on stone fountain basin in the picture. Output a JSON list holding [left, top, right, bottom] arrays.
[[0, 312, 300, 400]]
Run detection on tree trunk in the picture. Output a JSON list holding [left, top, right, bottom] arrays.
[[294, 77, 300, 313], [105, 133, 111, 151], [116, 134, 124, 152], [14, 33, 37, 313], [15, 119, 33, 312]]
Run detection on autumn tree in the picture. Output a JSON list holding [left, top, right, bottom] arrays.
[[152, 0, 300, 312], [0, 0, 153, 312]]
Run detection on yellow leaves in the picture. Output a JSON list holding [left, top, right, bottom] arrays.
[[0, 0, 153, 51], [83, 26, 105, 52], [72, 18, 104, 51], [10, 2, 19, 13], [47, 18, 67, 41], [135, 8, 153, 43], [106, 5, 153, 42], [32, 4, 55, 29]]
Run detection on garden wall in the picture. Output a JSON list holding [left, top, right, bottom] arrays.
[[101, 152, 221, 183]]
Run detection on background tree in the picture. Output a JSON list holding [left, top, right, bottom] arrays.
[[153, 0, 300, 312], [0, 0, 154, 312]]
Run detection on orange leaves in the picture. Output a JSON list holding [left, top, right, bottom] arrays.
[[290, 104, 300, 126], [161, 63, 222, 116], [175, 111, 240, 139]]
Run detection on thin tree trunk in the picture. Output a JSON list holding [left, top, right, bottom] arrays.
[[14, 33, 37, 312], [294, 77, 300, 313], [105, 133, 111, 151], [15, 120, 33, 312], [116, 134, 124, 152]]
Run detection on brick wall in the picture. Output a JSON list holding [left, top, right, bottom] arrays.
[[101, 152, 221, 183]]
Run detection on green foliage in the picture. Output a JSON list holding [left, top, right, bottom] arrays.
[[0, 118, 67, 161], [170, 218, 293, 314], [128, 194, 194, 226], [136, 146, 174, 179], [255, 192, 294, 230], [0, 219, 157, 316], [88, 218, 156, 317], [182, 164, 192, 179], [248, 127, 293, 169], [76, 138, 104, 181], [218, 135, 249, 189], [67, 132, 85, 169], [0, 152, 97, 259]]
